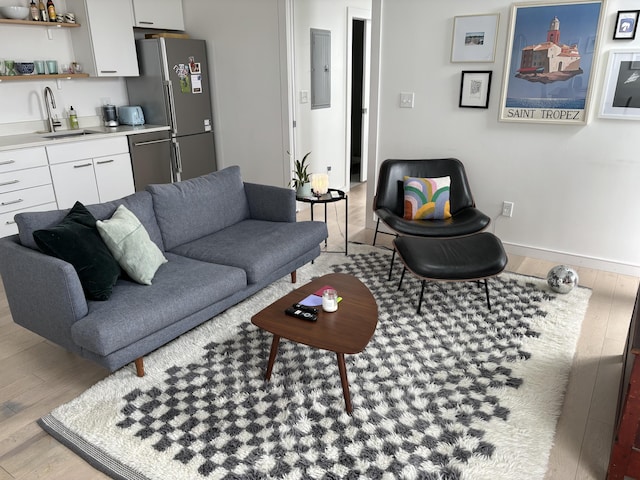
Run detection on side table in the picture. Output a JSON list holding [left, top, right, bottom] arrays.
[[296, 188, 348, 255]]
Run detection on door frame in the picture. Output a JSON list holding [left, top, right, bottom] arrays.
[[345, 7, 371, 184]]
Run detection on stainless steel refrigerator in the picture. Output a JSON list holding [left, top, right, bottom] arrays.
[[126, 38, 216, 183]]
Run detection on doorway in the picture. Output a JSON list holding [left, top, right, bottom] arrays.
[[350, 19, 365, 187], [346, 8, 371, 189]]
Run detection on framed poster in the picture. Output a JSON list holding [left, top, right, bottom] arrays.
[[451, 14, 500, 63], [498, 1, 604, 125], [613, 10, 639, 40], [600, 50, 640, 120], [459, 71, 493, 108]]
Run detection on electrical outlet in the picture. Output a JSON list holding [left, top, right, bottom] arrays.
[[400, 92, 415, 108], [502, 201, 514, 217], [327, 166, 332, 172]]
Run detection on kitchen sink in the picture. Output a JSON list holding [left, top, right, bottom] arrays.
[[40, 130, 99, 139]]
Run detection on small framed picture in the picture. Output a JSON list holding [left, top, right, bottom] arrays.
[[600, 50, 640, 120], [613, 10, 639, 40], [459, 70, 492, 108], [451, 14, 500, 63]]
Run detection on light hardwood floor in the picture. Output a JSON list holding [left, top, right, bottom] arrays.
[[0, 182, 636, 479]]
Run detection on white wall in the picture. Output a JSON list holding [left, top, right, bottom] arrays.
[[182, 0, 290, 187], [292, 0, 371, 191], [368, 0, 640, 274]]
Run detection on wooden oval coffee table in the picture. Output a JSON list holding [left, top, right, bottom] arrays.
[[251, 273, 378, 414]]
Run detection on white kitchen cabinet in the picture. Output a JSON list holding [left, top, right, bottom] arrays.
[[47, 137, 135, 209], [0, 147, 56, 238], [67, 0, 139, 77], [132, 0, 185, 31], [94, 153, 136, 203]]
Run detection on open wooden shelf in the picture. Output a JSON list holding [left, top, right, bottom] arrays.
[[0, 18, 79, 27], [0, 73, 90, 82]]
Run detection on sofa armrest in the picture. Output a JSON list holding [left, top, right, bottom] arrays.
[[0, 235, 88, 353], [244, 182, 296, 222]]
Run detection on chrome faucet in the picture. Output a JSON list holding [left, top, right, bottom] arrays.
[[44, 87, 62, 133]]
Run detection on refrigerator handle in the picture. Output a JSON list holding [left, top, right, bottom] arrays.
[[164, 80, 178, 135], [175, 140, 183, 175], [169, 140, 179, 183]]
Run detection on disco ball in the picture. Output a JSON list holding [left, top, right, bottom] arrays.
[[547, 265, 579, 293]]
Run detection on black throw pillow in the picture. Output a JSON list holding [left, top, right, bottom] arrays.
[[33, 201, 121, 301]]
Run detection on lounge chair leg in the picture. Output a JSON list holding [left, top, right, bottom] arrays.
[[291, 271, 297, 283], [484, 279, 491, 310], [417, 280, 425, 314], [373, 218, 380, 246], [135, 357, 145, 377], [388, 249, 396, 281], [398, 267, 406, 290]]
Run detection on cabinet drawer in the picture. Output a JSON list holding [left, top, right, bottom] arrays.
[[0, 201, 57, 238], [46, 136, 129, 164], [0, 147, 48, 173], [0, 166, 52, 194], [0, 184, 56, 215]]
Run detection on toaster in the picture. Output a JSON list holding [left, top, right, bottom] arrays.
[[118, 106, 145, 126]]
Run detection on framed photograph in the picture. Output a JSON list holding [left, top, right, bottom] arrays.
[[600, 50, 640, 120], [498, 1, 605, 125], [451, 14, 500, 63], [459, 71, 493, 108], [613, 10, 639, 40]]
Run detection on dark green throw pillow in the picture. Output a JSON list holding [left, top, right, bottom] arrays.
[[33, 201, 121, 301]]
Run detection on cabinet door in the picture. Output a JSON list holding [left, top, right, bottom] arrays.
[[94, 153, 135, 203], [50, 160, 100, 209], [69, 0, 139, 77], [133, 0, 184, 30]]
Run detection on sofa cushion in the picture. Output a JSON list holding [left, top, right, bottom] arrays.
[[96, 205, 168, 285], [148, 166, 250, 250], [70, 252, 247, 356], [33, 202, 121, 301], [16, 191, 164, 252], [170, 219, 328, 284]]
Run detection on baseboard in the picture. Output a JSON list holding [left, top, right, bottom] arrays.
[[504, 242, 640, 277]]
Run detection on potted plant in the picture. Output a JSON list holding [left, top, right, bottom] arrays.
[[290, 151, 312, 197]]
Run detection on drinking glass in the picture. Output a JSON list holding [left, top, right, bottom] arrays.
[[46, 60, 58, 74], [34, 60, 45, 74]]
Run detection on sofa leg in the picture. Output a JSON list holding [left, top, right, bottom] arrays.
[[291, 271, 297, 283], [135, 357, 145, 377]]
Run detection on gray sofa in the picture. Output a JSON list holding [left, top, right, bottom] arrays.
[[0, 166, 328, 376]]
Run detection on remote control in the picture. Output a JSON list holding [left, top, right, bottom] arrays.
[[292, 303, 318, 314], [285, 307, 317, 322]]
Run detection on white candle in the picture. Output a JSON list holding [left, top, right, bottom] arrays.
[[311, 173, 329, 195]]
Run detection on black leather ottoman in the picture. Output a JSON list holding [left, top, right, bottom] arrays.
[[392, 232, 507, 313]]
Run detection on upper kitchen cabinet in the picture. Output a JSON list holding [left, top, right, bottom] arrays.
[[66, 0, 139, 77], [132, 0, 185, 31]]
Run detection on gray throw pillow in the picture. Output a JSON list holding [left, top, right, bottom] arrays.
[[97, 205, 167, 285]]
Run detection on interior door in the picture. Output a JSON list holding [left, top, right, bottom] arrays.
[[359, 16, 371, 183]]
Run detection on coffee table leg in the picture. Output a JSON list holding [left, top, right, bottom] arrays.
[[265, 335, 281, 381], [336, 353, 353, 414]]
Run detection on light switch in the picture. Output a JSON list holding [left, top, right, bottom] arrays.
[[400, 92, 415, 108], [300, 90, 309, 104]]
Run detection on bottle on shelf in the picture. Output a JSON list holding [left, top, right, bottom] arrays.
[[38, 0, 47, 21], [30, 0, 39, 21], [69, 107, 79, 130], [47, 0, 56, 22]]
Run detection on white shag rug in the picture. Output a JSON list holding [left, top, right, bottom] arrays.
[[39, 244, 591, 480]]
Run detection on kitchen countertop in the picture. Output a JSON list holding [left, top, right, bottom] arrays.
[[0, 124, 170, 152]]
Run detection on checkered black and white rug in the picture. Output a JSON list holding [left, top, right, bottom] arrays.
[[40, 244, 591, 480]]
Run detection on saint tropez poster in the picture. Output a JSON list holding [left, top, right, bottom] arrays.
[[499, 1, 604, 125]]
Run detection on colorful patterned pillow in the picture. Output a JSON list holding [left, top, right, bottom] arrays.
[[403, 176, 451, 220]]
